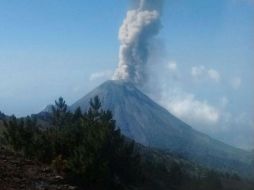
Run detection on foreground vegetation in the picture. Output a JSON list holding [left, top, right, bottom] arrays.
[[0, 97, 253, 190]]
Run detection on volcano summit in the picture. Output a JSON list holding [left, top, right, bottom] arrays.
[[69, 80, 252, 175]]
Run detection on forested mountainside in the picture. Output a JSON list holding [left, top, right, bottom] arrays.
[[1, 97, 254, 190]]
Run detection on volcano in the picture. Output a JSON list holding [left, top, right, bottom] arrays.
[[69, 80, 252, 174]]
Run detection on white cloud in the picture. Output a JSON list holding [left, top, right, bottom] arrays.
[[89, 70, 113, 81], [191, 65, 205, 78], [148, 60, 253, 149], [208, 69, 220, 82], [191, 66, 221, 82], [158, 90, 220, 127], [167, 61, 177, 72], [147, 64, 222, 127], [231, 77, 242, 90]]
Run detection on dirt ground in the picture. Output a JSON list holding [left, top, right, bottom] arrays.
[[0, 147, 78, 190]]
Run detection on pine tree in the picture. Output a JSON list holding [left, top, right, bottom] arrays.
[[67, 96, 142, 189], [3, 116, 23, 151], [51, 97, 70, 128]]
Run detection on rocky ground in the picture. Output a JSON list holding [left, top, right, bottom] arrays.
[[0, 147, 78, 190]]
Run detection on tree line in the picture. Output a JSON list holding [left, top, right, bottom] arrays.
[[1, 97, 252, 190], [2, 96, 142, 190]]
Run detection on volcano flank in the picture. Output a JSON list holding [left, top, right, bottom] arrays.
[[69, 80, 253, 176]]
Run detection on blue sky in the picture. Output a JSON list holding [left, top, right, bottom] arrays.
[[0, 0, 253, 149]]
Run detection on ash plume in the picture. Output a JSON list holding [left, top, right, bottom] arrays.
[[112, 0, 163, 86]]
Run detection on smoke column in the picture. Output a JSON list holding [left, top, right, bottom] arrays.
[[113, 0, 163, 86]]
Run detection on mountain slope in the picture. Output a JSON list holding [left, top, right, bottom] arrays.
[[70, 80, 252, 175]]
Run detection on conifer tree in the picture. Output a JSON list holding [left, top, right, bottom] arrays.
[[51, 97, 69, 128]]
